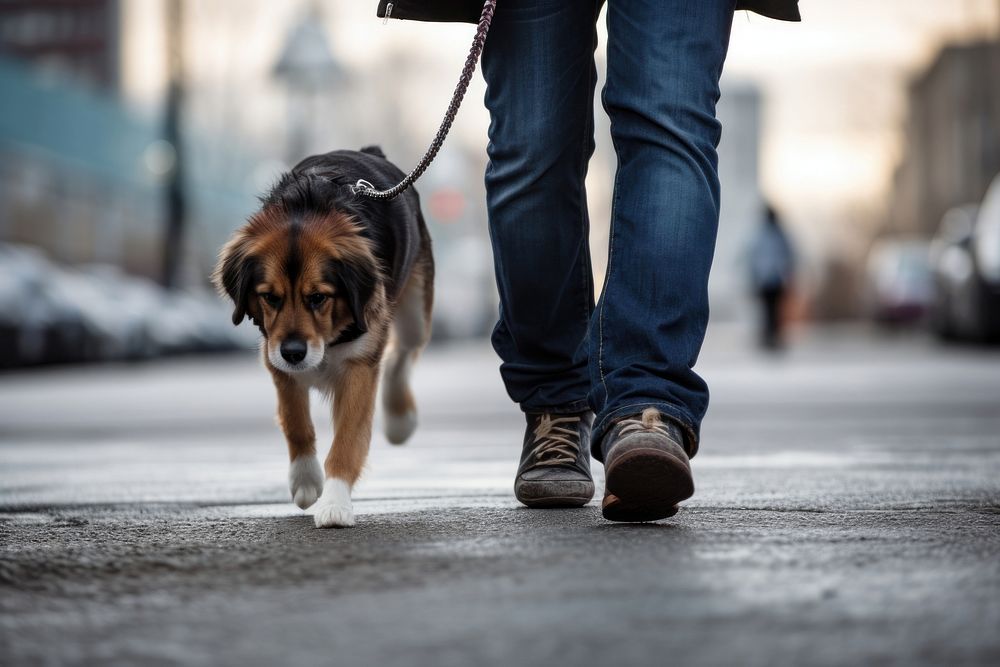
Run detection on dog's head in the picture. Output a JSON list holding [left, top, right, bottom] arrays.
[[213, 178, 383, 373]]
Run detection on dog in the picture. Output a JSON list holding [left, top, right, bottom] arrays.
[[213, 147, 434, 528]]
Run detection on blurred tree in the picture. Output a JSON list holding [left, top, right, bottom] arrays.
[[161, 0, 187, 290]]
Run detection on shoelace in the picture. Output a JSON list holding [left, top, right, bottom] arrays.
[[617, 409, 672, 438], [527, 414, 581, 467]]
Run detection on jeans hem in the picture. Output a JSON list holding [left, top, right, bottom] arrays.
[[520, 399, 592, 415], [591, 401, 700, 461]]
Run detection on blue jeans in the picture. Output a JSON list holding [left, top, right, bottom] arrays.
[[482, 0, 735, 459]]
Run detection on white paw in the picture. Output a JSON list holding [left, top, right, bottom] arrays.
[[384, 410, 417, 445], [314, 502, 355, 528], [288, 456, 324, 510], [312, 478, 355, 528]]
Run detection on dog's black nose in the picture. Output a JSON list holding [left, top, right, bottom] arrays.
[[280, 338, 308, 364]]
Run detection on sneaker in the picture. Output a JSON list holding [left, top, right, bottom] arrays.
[[514, 411, 596, 508], [601, 408, 694, 522]]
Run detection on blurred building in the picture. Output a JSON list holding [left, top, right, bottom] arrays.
[[0, 0, 120, 91], [890, 39, 1000, 237], [0, 54, 262, 281], [714, 81, 764, 319], [0, 0, 266, 284]]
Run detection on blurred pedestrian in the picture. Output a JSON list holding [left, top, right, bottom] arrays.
[[748, 203, 796, 350], [478, 0, 801, 521]]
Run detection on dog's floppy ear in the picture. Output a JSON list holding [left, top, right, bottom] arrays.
[[213, 233, 261, 329], [327, 257, 377, 333]]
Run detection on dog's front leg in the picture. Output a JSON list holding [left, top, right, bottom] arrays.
[[272, 371, 324, 510], [313, 361, 379, 528]]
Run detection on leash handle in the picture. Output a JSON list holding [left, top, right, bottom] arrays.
[[354, 0, 497, 200]]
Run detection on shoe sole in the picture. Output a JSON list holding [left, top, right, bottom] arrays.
[[514, 479, 595, 509], [602, 447, 694, 522]]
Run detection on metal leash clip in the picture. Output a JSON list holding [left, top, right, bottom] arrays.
[[351, 179, 376, 196]]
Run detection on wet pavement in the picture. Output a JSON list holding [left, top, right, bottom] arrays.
[[1, 327, 999, 666]]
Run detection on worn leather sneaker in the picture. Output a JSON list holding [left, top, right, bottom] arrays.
[[514, 411, 596, 508], [601, 408, 694, 522]]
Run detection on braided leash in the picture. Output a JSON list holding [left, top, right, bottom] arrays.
[[353, 0, 497, 200]]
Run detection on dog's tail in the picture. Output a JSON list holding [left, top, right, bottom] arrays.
[[360, 145, 386, 159]]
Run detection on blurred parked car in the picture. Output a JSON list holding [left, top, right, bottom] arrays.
[[0, 243, 255, 369], [929, 174, 1000, 342], [929, 205, 980, 339], [864, 238, 933, 325], [0, 244, 96, 366], [971, 174, 1000, 340]]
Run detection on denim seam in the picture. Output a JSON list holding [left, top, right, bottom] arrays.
[[598, 95, 623, 409], [598, 401, 697, 429], [521, 399, 591, 415], [578, 79, 589, 330]]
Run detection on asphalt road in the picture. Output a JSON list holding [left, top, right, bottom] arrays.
[[1, 326, 999, 666]]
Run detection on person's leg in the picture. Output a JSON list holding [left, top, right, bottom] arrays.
[[763, 287, 782, 349], [759, 289, 773, 348], [591, 0, 736, 459], [482, 0, 603, 415]]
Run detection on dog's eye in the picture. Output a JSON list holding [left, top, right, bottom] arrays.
[[305, 293, 328, 310], [259, 293, 281, 308]]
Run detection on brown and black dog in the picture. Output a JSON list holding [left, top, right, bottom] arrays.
[[214, 147, 433, 527]]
